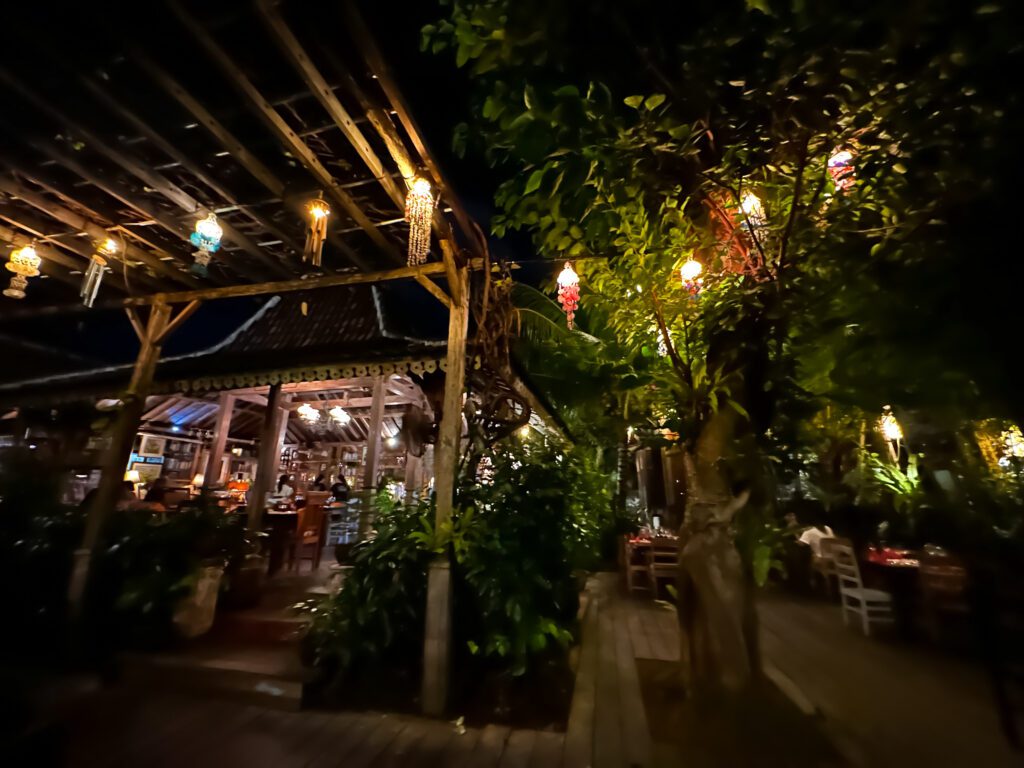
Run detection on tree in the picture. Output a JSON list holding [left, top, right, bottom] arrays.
[[426, 0, 1022, 695]]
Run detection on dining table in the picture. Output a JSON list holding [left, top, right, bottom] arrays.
[[863, 543, 922, 637]]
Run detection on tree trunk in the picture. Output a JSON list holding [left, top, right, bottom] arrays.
[[676, 407, 754, 695]]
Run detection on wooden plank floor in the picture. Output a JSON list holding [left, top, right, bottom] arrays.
[[57, 689, 567, 768], [758, 590, 1021, 768]]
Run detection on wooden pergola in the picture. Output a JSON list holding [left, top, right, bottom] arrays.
[[0, 1, 480, 715]]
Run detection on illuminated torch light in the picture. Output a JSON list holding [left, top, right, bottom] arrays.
[[557, 261, 580, 329]]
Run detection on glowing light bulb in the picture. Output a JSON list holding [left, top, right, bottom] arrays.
[[100, 237, 119, 255], [877, 406, 903, 442], [680, 259, 703, 282], [741, 192, 765, 225], [297, 403, 321, 424], [308, 198, 330, 220], [411, 176, 432, 196], [329, 406, 351, 425]]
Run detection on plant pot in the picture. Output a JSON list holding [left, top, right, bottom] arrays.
[[334, 541, 355, 564], [173, 564, 224, 638]]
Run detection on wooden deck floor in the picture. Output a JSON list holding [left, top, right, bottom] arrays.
[[59, 688, 567, 768], [759, 590, 1021, 767], [53, 577, 1016, 767]]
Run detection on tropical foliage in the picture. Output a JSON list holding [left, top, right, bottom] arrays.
[[426, 0, 1024, 689], [304, 439, 614, 695]]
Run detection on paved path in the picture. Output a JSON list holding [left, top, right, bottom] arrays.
[[759, 590, 1019, 767]]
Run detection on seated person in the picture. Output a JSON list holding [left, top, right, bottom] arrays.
[[268, 474, 295, 508], [798, 523, 836, 557], [330, 473, 350, 502]]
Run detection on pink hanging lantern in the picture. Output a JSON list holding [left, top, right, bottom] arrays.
[[828, 149, 856, 191], [557, 261, 580, 329]]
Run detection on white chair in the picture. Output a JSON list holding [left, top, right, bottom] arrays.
[[833, 543, 894, 636]]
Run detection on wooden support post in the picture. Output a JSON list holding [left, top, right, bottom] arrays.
[[359, 375, 387, 539], [68, 303, 172, 613], [203, 392, 235, 490], [248, 384, 284, 532], [422, 265, 469, 716], [404, 452, 421, 501]]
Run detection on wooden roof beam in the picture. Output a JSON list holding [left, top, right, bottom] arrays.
[[78, 73, 306, 259], [343, 0, 479, 255], [135, 49, 372, 272], [0, 69, 288, 281], [171, 1, 404, 270], [0, 209, 137, 295], [14, 138, 217, 286], [0, 174, 199, 289], [125, 257, 482, 305], [256, 1, 406, 212]]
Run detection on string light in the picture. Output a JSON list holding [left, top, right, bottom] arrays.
[[304, 195, 330, 267], [189, 213, 223, 277], [81, 237, 118, 308], [556, 261, 580, 329], [3, 244, 41, 300], [405, 176, 434, 266]]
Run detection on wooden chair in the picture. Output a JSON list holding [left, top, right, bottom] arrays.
[[623, 536, 651, 594], [833, 542, 894, 636], [919, 548, 969, 644], [647, 540, 679, 594], [287, 498, 327, 572]]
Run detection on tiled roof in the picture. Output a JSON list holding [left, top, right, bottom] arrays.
[[0, 283, 447, 402]]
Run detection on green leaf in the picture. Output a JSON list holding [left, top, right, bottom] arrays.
[[524, 169, 545, 195], [643, 94, 666, 110], [624, 95, 644, 109]]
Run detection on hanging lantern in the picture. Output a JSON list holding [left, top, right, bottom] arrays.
[[680, 257, 704, 297], [740, 192, 766, 229], [81, 237, 118, 308], [329, 406, 351, 426], [827, 149, 856, 192], [556, 261, 580, 329], [304, 195, 330, 267], [876, 405, 903, 442], [297, 403, 321, 425], [189, 213, 223, 277], [405, 176, 434, 266], [3, 244, 42, 300]]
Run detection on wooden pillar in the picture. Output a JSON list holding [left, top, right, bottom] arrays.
[[358, 375, 386, 538], [248, 383, 285, 531], [203, 392, 235, 489], [404, 452, 421, 501], [422, 265, 469, 716], [68, 302, 172, 613]]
